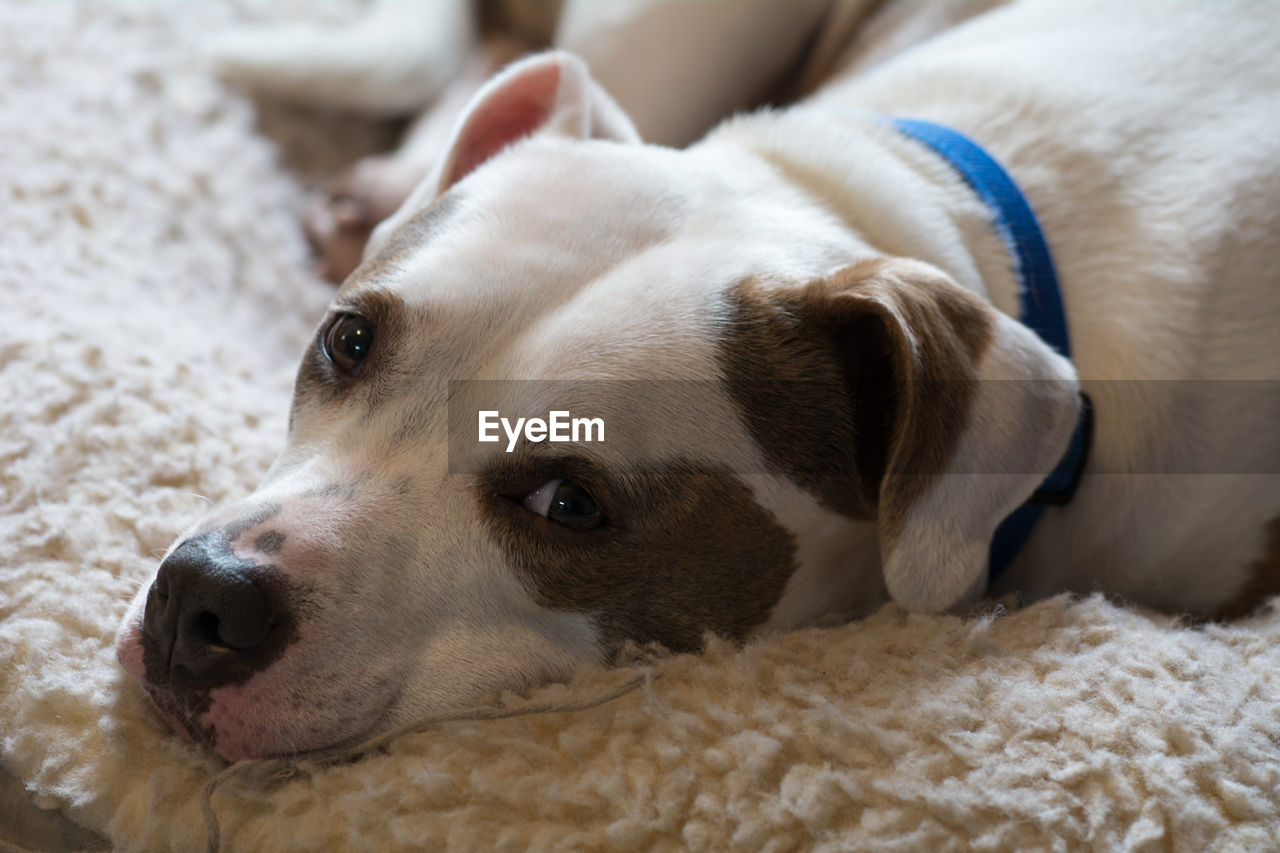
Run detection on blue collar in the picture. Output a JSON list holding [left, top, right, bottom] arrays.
[[891, 117, 1092, 585]]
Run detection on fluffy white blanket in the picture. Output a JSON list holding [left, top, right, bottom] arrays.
[[2, 3, 1278, 851]]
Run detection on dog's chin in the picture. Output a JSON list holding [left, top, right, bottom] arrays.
[[117, 620, 393, 761], [138, 679, 395, 762]]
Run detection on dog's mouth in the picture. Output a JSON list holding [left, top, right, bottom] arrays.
[[118, 618, 207, 745], [135, 662, 404, 761], [142, 683, 215, 748]]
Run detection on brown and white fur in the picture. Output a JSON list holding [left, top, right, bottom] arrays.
[[118, 0, 1280, 761]]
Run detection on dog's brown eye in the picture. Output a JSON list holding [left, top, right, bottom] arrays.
[[323, 314, 373, 374], [522, 478, 605, 531]]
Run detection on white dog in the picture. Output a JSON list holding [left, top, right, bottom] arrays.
[[118, 0, 1280, 761]]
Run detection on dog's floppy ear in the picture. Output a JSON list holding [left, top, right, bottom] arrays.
[[435, 50, 640, 194], [731, 258, 1081, 612]]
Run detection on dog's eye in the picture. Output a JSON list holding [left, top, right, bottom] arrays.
[[323, 314, 374, 374], [522, 478, 605, 530]]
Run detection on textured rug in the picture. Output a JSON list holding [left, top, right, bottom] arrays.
[[2, 2, 1279, 851]]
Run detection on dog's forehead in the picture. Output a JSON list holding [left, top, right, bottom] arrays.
[[341, 139, 865, 378], [331, 143, 716, 384], [354, 141, 692, 305]]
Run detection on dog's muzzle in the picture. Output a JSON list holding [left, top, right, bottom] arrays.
[[140, 531, 295, 692]]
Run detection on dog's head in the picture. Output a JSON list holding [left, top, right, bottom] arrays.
[[116, 52, 1079, 760]]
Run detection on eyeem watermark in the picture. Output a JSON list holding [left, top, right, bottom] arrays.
[[478, 410, 605, 452], [449, 379, 1280, 473]]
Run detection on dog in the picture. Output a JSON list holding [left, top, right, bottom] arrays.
[[117, 0, 1280, 762]]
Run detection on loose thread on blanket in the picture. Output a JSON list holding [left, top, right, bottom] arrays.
[[200, 671, 659, 853]]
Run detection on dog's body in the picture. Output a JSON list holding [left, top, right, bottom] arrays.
[[118, 0, 1280, 761]]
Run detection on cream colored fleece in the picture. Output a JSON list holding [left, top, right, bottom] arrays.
[[1, 2, 1278, 851]]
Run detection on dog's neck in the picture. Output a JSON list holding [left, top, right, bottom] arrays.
[[703, 105, 1022, 315]]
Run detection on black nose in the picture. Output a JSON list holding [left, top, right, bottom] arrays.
[[141, 532, 293, 690]]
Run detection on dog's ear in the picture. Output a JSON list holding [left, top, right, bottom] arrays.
[[365, 51, 639, 259], [435, 50, 640, 194], [730, 258, 1081, 612]]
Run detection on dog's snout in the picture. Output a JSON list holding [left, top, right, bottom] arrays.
[[156, 540, 274, 650], [142, 532, 293, 690]]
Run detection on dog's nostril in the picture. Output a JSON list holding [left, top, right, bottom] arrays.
[[188, 611, 256, 651], [190, 599, 273, 651], [187, 612, 223, 650]]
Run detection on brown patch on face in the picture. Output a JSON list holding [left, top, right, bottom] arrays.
[[1212, 517, 1280, 620], [718, 279, 872, 521], [477, 457, 798, 655], [344, 193, 461, 286], [255, 530, 285, 555], [291, 287, 414, 423], [718, 259, 993, 550]]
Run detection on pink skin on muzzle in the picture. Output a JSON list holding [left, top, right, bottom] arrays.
[[115, 497, 404, 760]]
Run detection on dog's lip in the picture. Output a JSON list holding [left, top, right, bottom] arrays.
[[283, 677, 406, 761], [141, 683, 201, 745], [142, 681, 402, 760], [292, 706, 397, 761]]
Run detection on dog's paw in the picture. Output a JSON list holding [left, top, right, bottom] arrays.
[[304, 155, 426, 283], [303, 190, 373, 284]]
